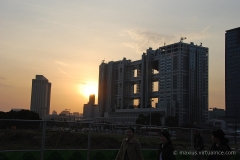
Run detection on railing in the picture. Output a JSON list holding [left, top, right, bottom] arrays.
[[0, 119, 239, 160]]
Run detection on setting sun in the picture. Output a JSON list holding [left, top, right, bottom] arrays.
[[79, 82, 98, 98]]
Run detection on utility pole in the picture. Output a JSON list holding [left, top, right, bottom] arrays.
[[234, 100, 239, 145]]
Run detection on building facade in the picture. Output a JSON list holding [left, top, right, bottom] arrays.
[[30, 75, 51, 118], [225, 27, 240, 130], [208, 108, 225, 121], [83, 94, 99, 119], [98, 41, 208, 125], [43, 110, 83, 121], [94, 108, 166, 125]]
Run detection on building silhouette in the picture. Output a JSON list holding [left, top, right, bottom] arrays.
[[83, 94, 99, 119], [98, 41, 208, 125], [30, 75, 51, 118], [225, 27, 240, 130], [208, 108, 225, 121]]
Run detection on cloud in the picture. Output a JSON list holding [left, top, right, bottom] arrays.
[[55, 61, 68, 66], [0, 83, 11, 88], [0, 76, 6, 80], [57, 67, 73, 78], [58, 67, 68, 75], [122, 28, 177, 53], [182, 25, 211, 40], [122, 26, 211, 53]]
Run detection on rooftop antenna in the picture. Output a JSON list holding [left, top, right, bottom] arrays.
[[180, 37, 187, 42], [101, 59, 105, 63]]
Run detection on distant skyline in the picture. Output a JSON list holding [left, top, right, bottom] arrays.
[[1, 0, 240, 114]]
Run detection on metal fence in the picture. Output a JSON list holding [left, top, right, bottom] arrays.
[[0, 119, 240, 160]]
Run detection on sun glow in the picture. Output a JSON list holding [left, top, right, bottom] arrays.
[[79, 82, 98, 98]]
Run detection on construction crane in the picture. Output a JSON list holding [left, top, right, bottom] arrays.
[[180, 37, 187, 42]]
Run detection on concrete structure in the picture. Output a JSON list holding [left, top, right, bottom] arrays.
[[60, 110, 70, 115], [225, 27, 240, 130], [43, 114, 83, 121], [44, 110, 83, 121], [94, 108, 166, 125], [30, 75, 51, 118], [208, 119, 227, 130], [52, 110, 57, 115], [73, 112, 80, 116], [83, 94, 99, 119], [208, 108, 225, 121], [98, 41, 208, 125]]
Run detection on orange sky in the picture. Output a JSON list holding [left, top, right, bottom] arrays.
[[1, 0, 240, 114]]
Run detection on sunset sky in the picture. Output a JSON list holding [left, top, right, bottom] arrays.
[[1, 0, 240, 114]]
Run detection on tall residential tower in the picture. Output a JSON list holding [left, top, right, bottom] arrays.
[[30, 75, 51, 118], [225, 27, 240, 129], [98, 41, 208, 125]]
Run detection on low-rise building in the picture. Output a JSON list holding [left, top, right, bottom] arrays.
[[208, 119, 226, 130], [44, 114, 76, 121], [94, 108, 166, 125], [208, 108, 225, 121], [43, 111, 83, 121], [83, 94, 99, 119]]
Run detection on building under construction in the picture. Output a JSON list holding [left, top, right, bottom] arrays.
[[98, 41, 208, 125]]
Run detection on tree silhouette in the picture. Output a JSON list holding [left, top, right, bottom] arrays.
[[0, 110, 41, 120]]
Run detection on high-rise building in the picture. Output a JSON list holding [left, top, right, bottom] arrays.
[[30, 75, 51, 118], [83, 94, 99, 119], [98, 41, 208, 125], [225, 27, 240, 129]]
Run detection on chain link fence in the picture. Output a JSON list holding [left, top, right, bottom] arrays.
[[0, 119, 240, 159], [0, 119, 43, 151]]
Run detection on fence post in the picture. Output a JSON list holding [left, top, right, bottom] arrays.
[[87, 123, 91, 160], [41, 120, 46, 160], [190, 128, 193, 150]]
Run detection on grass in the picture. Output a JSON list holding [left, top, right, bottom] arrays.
[[0, 129, 239, 151]]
